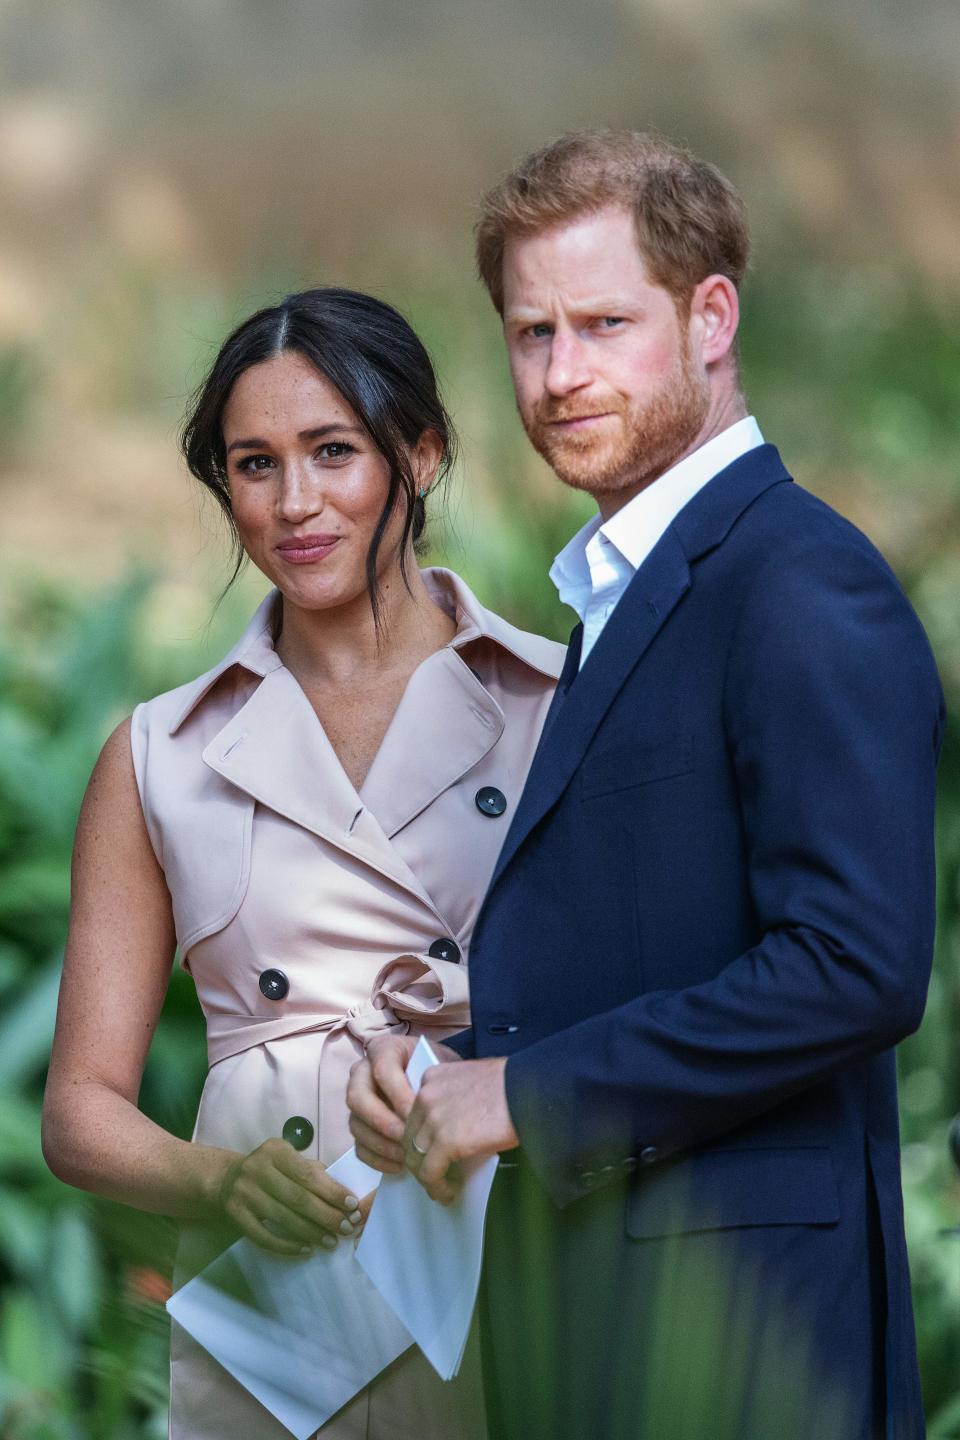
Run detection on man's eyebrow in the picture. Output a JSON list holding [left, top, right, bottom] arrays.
[[505, 299, 636, 322], [226, 424, 364, 455]]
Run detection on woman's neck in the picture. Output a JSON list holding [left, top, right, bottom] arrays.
[[275, 564, 457, 688]]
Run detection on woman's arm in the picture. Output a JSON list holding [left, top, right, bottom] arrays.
[[42, 719, 363, 1255]]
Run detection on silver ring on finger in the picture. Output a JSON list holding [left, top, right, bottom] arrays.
[[411, 1134, 429, 1157]]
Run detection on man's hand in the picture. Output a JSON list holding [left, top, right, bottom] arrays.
[[404, 1057, 519, 1204], [347, 1033, 460, 1172]]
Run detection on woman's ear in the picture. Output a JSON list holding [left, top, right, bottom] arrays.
[[412, 428, 444, 496]]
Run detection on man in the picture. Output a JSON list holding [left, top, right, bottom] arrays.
[[348, 130, 943, 1439]]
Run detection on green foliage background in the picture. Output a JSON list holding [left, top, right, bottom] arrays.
[[0, 264, 958, 1437]]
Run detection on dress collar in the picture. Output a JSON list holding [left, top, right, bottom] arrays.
[[168, 566, 562, 735]]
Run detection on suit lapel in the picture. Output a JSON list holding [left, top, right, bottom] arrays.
[[489, 527, 691, 891], [201, 666, 438, 909], [488, 444, 793, 894]]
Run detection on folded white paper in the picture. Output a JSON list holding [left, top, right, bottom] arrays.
[[166, 1036, 500, 1433], [167, 1227, 412, 1438], [357, 1037, 500, 1380]]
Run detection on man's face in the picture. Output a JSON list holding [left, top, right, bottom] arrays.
[[502, 205, 711, 509]]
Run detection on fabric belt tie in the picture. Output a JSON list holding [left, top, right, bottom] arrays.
[[205, 952, 471, 1068]]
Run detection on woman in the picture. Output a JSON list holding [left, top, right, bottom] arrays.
[[42, 288, 565, 1439]]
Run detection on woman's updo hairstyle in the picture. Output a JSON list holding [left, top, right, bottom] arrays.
[[182, 287, 457, 625]]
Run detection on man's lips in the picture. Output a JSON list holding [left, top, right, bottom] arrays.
[[545, 412, 615, 430], [275, 534, 341, 564]]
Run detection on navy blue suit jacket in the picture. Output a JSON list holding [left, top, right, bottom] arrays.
[[453, 445, 944, 1439]]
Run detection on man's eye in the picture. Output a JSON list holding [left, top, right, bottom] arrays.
[[236, 454, 273, 474], [525, 324, 552, 339], [598, 316, 625, 329]]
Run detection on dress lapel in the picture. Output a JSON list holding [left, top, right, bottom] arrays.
[[201, 666, 439, 910], [360, 648, 504, 838], [488, 445, 793, 895]]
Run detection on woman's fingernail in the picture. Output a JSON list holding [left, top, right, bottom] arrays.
[[321, 1235, 337, 1250], [339, 1217, 355, 1236], [344, 1195, 359, 1210], [349, 1210, 362, 1225]]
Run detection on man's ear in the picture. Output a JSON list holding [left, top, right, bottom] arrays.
[[412, 428, 444, 495], [689, 274, 740, 368]]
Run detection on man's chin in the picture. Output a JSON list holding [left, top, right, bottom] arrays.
[[538, 444, 634, 497]]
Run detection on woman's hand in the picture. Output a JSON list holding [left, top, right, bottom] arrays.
[[218, 1139, 364, 1256], [347, 1033, 461, 1172]]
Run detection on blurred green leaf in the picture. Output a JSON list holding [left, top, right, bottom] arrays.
[[46, 1209, 101, 1335], [0, 961, 62, 1091], [0, 1189, 48, 1278], [0, 1292, 54, 1391]]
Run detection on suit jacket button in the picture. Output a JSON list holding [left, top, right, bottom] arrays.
[[428, 937, 462, 964], [621, 1155, 638, 1174], [475, 786, 507, 817], [282, 1116, 314, 1151], [639, 1145, 660, 1166], [259, 968, 289, 1001], [580, 1170, 596, 1189]]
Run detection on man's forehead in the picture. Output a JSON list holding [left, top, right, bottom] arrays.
[[502, 207, 652, 310]]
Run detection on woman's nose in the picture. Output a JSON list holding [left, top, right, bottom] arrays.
[[276, 460, 324, 521]]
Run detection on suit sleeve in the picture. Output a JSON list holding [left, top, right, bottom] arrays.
[[443, 1028, 476, 1059], [504, 537, 945, 1206]]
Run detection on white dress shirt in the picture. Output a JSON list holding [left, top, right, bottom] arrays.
[[550, 416, 765, 667]]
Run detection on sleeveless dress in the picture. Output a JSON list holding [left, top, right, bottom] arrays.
[[130, 568, 564, 1440]]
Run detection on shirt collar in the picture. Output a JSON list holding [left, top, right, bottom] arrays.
[[168, 566, 563, 735], [550, 416, 764, 607]]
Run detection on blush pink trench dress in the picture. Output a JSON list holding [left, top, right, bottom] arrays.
[[130, 568, 564, 1440]]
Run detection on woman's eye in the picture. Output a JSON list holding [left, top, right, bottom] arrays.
[[318, 442, 354, 460], [236, 454, 274, 474]]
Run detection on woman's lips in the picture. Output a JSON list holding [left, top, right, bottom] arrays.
[[275, 534, 341, 564]]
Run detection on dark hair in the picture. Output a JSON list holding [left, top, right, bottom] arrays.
[[182, 287, 458, 625]]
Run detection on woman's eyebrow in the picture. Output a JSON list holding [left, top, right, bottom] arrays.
[[226, 423, 365, 455]]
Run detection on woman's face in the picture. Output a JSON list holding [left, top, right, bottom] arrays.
[[221, 350, 418, 614]]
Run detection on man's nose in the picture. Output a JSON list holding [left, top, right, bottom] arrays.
[[544, 330, 592, 397]]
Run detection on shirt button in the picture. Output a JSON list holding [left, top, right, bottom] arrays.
[[621, 1155, 639, 1174], [639, 1146, 660, 1166], [282, 1116, 314, 1151], [475, 786, 507, 817], [428, 937, 462, 964], [259, 968, 289, 1001]]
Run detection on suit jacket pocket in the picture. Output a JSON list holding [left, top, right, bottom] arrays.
[[625, 1146, 839, 1240], [581, 733, 694, 799]]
